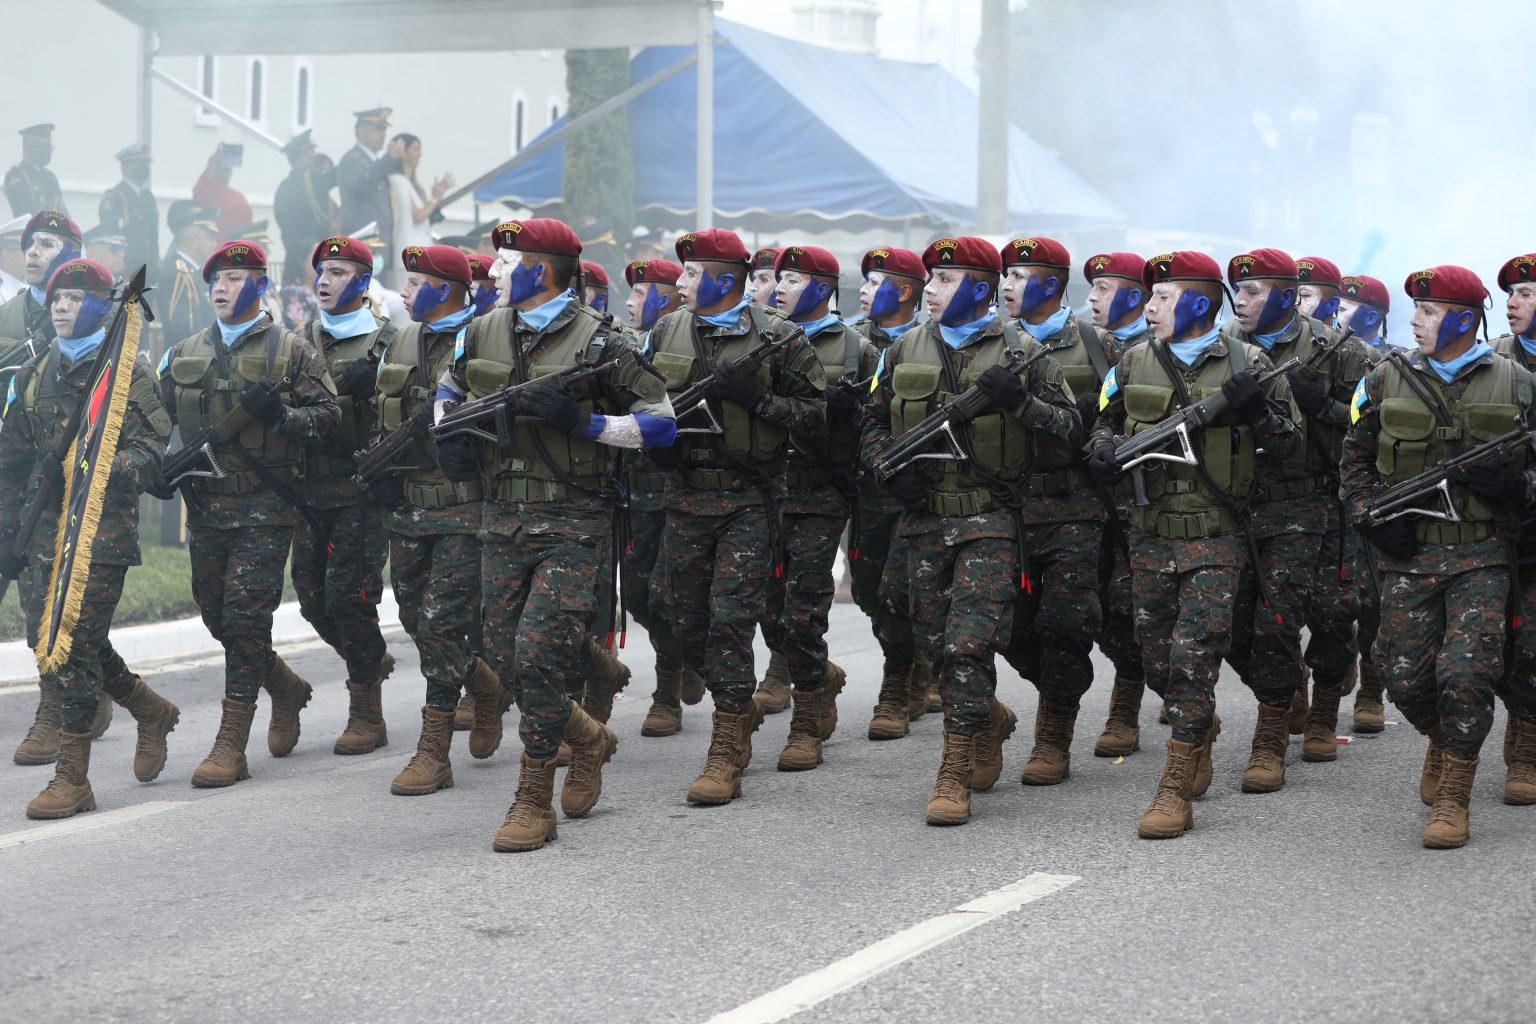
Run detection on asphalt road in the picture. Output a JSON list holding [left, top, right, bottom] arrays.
[[1, 607, 1532, 1024]]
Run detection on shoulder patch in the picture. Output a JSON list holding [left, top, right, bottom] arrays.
[[1099, 365, 1118, 411], [1350, 377, 1369, 424]]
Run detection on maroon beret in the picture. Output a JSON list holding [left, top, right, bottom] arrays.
[[401, 244, 472, 289], [581, 260, 610, 288], [467, 253, 496, 282], [202, 239, 268, 283], [624, 258, 683, 288], [45, 258, 114, 303], [774, 245, 839, 279], [1144, 251, 1224, 290], [1000, 236, 1071, 273], [860, 247, 924, 281], [22, 209, 82, 250], [1404, 265, 1488, 309], [922, 236, 1001, 275], [311, 235, 374, 271], [676, 228, 750, 266], [1341, 274, 1390, 311], [490, 217, 582, 258], [1296, 256, 1342, 289], [1228, 247, 1298, 285], [1497, 254, 1536, 293], [1082, 251, 1144, 283], [752, 247, 781, 272]]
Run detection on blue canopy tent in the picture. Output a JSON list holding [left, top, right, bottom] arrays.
[[474, 21, 1123, 234]]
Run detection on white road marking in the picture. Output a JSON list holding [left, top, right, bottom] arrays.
[[705, 871, 1080, 1024], [0, 800, 186, 850]]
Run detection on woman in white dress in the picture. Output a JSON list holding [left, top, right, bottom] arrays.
[[386, 133, 455, 288]]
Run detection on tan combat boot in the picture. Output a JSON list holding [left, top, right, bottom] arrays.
[[1138, 739, 1197, 839], [390, 707, 456, 795], [753, 651, 792, 714], [1424, 753, 1478, 849], [562, 703, 619, 817], [1190, 714, 1222, 799], [13, 688, 62, 765], [581, 640, 632, 725], [494, 753, 559, 852], [907, 654, 934, 721], [679, 666, 707, 706], [642, 668, 683, 737], [1503, 716, 1536, 806], [113, 676, 181, 782], [463, 656, 510, 759], [926, 731, 976, 826], [1240, 703, 1290, 793], [777, 687, 825, 771], [334, 652, 394, 755], [736, 698, 767, 770], [1352, 661, 1385, 733], [1302, 687, 1343, 762], [89, 696, 114, 739], [970, 698, 1017, 792], [867, 661, 912, 740], [1022, 697, 1078, 786], [815, 661, 847, 740], [1094, 675, 1144, 757], [1286, 681, 1309, 736], [1420, 736, 1444, 806], [26, 731, 96, 819], [191, 699, 257, 787], [687, 710, 750, 805], [264, 655, 314, 758], [557, 743, 571, 767], [453, 692, 474, 730]]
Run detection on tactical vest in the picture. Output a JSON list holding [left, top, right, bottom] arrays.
[[784, 321, 861, 490], [1375, 353, 1529, 545], [1025, 313, 1110, 497], [306, 317, 392, 481], [1121, 341, 1257, 540], [375, 321, 482, 508], [1247, 318, 1338, 500], [888, 324, 1035, 518], [168, 323, 302, 494], [461, 305, 615, 504], [1493, 334, 1536, 373], [12, 347, 76, 460], [650, 306, 789, 492]]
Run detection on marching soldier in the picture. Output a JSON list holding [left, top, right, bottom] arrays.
[[97, 144, 158, 287], [748, 247, 780, 308], [1296, 256, 1343, 327], [1088, 251, 1299, 839], [5, 124, 65, 217], [1080, 251, 1153, 757], [468, 253, 498, 317], [336, 109, 401, 269], [439, 218, 675, 851], [861, 235, 1080, 825], [273, 131, 338, 285], [0, 211, 81, 368], [154, 240, 339, 787], [0, 258, 179, 816], [1338, 274, 1392, 354], [159, 203, 219, 351], [581, 260, 610, 312], [647, 228, 825, 806], [1341, 265, 1536, 848], [292, 235, 398, 755]]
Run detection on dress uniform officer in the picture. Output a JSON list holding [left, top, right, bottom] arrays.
[[159, 203, 219, 353], [97, 144, 158, 287], [337, 109, 401, 271], [0, 216, 26, 303], [83, 225, 128, 283], [274, 130, 339, 285], [0, 210, 82, 369], [5, 124, 66, 217]]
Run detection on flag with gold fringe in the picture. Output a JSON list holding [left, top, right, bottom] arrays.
[[34, 271, 148, 673]]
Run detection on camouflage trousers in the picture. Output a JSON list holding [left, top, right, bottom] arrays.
[[25, 559, 137, 734], [761, 509, 846, 689], [1374, 564, 1508, 760], [1356, 534, 1384, 692], [390, 530, 480, 711], [1097, 535, 1142, 680], [663, 505, 771, 716], [873, 529, 915, 673], [622, 507, 681, 672], [1226, 529, 1323, 709], [850, 488, 901, 618], [291, 500, 388, 684], [1132, 533, 1244, 746], [1001, 519, 1104, 706], [481, 531, 601, 761], [1304, 510, 1360, 695], [190, 525, 290, 703], [1495, 571, 1536, 726], [908, 525, 1018, 737]]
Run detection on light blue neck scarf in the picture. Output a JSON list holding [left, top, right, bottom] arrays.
[[1019, 306, 1070, 341], [515, 289, 575, 334], [320, 305, 378, 340], [57, 326, 106, 364], [1169, 324, 1222, 366], [216, 315, 264, 347], [1428, 340, 1493, 383], [1111, 316, 1148, 343], [938, 311, 997, 350], [800, 312, 842, 338], [700, 297, 750, 328], [428, 302, 476, 334], [1251, 314, 1297, 351]]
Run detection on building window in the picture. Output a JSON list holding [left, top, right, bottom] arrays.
[[194, 55, 219, 127], [512, 92, 527, 153], [549, 98, 562, 126], [292, 59, 313, 132], [247, 57, 267, 123]]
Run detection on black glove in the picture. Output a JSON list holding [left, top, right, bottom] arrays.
[[1221, 370, 1267, 425], [1366, 518, 1418, 559], [648, 443, 685, 471], [0, 547, 26, 580], [368, 475, 406, 507], [1286, 369, 1330, 419], [826, 384, 862, 424], [241, 380, 285, 425], [1462, 458, 1529, 507], [1076, 391, 1100, 433], [340, 360, 376, 400], [144, 473, 177, 501], [519, 379, 590, 436], [1088, 440, 1124, 484], [977, 363, 1029, 414], [883, 467, 928, 511], [709, 360, 767, 410], [436, 437, 481, 482]]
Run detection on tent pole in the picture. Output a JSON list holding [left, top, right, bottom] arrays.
[[695, 1, 715, 229], [138, 25, 154, 146], [976, 0, 1009, 234]]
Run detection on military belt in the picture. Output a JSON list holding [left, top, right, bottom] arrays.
[[306, 453, 357, 481], [1417, 520, 1494, 546], [197, 466, 295, 496], [1136, 509, 1237, 540], [1024, 468, 1090, 499], [784, 464, 834, 491], [1254, 474, 1330, 503], [490, 476, 601, 504], [682, 467, 754, 492], [928, 488, 996, 518], [405, 479, 482, 508]]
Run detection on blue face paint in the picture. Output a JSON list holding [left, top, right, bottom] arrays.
[[505, 260, 546, 307], [43, 243, 80, 289], [789, 277, 830, 320], [1312, 294, 1340, 325], [471, 282, 497, 316], [1015, 272, 1059, 316], [67, 290, 113, 339], [640, 284, 668, 330], [1106, 285, 1142, 326], [410, 280, 450, 320], [694, 267, 738, 309], [230, 274, 268, 319], [1346, 305, 1382, 340], [940, 274, 991, 327], [589, 289, 608, 313], [1171, 289, 1212, 338], [1169, 323, 1223, 366], [1434, 308, 1475, 351], [869, 276, 902, 320], [315, 269, 373, 312], [1255, 284, 1295, 333]]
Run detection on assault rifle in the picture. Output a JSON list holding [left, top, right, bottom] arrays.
[[671, 331, 798, 435], [353, 401, 435, 486], [158, 377, 292, 490], [1364, 428, 1536, 526], [868, 346, 1049, 484], [429, 361, 612, 447]]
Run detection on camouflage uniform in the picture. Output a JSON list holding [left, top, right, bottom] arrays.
[[1486, 334, 1536, 729], [621, 453, 680, 673], [1095, 320, 1152, 685], [0, 289, 55, 377], [160, 313, 340, 702], [291, 314, 394, 683], [0, 348, 170, 731]]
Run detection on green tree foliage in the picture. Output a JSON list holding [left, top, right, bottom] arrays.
[[563, 48, 636, 253]]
